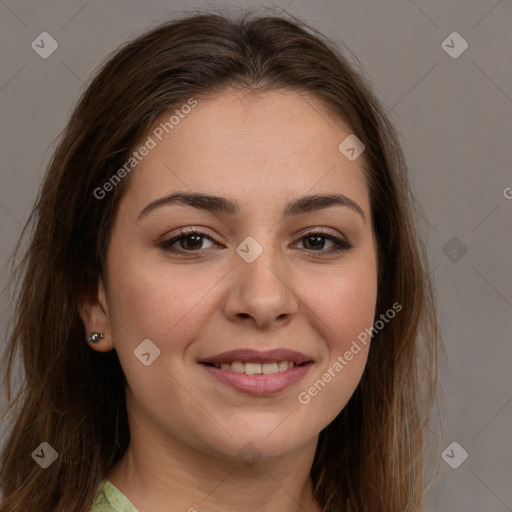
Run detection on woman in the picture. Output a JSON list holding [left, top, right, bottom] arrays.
[[0, 11, 439, 512]]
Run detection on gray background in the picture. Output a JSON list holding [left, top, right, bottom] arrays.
[[1, 0, 511, 510]]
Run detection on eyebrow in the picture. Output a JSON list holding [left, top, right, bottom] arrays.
[[138, 191, 366, 223]]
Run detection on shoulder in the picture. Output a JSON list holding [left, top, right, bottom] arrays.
[[91, 479, 139, 512], [91, 480, 116, 512]]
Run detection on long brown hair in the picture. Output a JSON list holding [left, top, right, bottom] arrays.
[[0, 10, 439, 511]]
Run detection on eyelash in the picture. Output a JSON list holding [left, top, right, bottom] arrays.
[[159, 227, 352, 256]]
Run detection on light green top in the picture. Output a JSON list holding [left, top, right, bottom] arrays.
[[92, 480, 139, 512]]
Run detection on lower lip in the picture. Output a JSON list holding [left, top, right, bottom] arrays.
[[200, 363, 313, 396]]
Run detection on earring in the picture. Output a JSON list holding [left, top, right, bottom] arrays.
[[87, 332, 104, 344]]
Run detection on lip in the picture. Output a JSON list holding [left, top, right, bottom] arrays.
[[198, 348, 312, 365], [198, 348, 314, 396]]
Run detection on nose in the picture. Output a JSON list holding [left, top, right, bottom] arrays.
[[222, 246, 299, 330]]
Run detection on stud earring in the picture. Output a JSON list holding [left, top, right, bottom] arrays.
[[87, 332, 104, 344]]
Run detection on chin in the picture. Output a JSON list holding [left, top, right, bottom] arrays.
[[194, 416, 320, 464]]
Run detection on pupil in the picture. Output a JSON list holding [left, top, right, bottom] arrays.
[[306, 235, 324, 250], [180, 234, 327, 251], [183, 234, 202, 250]]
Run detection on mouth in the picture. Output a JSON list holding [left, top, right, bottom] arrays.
[[201, 360, 308, 374], [198, 349, 314, 395]]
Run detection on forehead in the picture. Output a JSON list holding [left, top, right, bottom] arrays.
[[121, 89, 370, 215]]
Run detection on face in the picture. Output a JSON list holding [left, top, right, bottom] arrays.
[[82, 89, 378, 461]]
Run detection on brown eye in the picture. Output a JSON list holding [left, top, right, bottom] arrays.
[[177, 234, 206, 251], [159, 229, 216, 253], [296, 232, 352, 253], [159, 228, 352, 256]]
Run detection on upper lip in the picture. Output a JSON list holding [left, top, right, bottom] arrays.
[[198, 349, 313, 365]]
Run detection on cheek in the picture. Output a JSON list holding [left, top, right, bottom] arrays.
[[296, 258, 377, 416], [105, 248, 231, 383], [332, 273, 377, 349], [307, 257, 378, 351]]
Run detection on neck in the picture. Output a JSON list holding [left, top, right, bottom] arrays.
[[107, 412, 322, 512]]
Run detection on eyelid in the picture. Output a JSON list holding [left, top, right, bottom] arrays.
[[159, 225, 216, 242], [158, 226, 219, 249], [294, 226, 346, 240], [165, 225, 349, 241], [293, 225, 351, 242]]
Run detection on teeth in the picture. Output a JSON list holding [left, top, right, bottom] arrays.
[[211, 360, 296, 374], [245, 362, 261, 375], [231, 361, 245, 373], [261, 362, 279, 374]]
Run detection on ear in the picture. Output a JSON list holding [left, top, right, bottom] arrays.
[[78, 274, 114, 353]]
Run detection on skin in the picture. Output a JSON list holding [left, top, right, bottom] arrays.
[[80, 89, 378, 512]]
